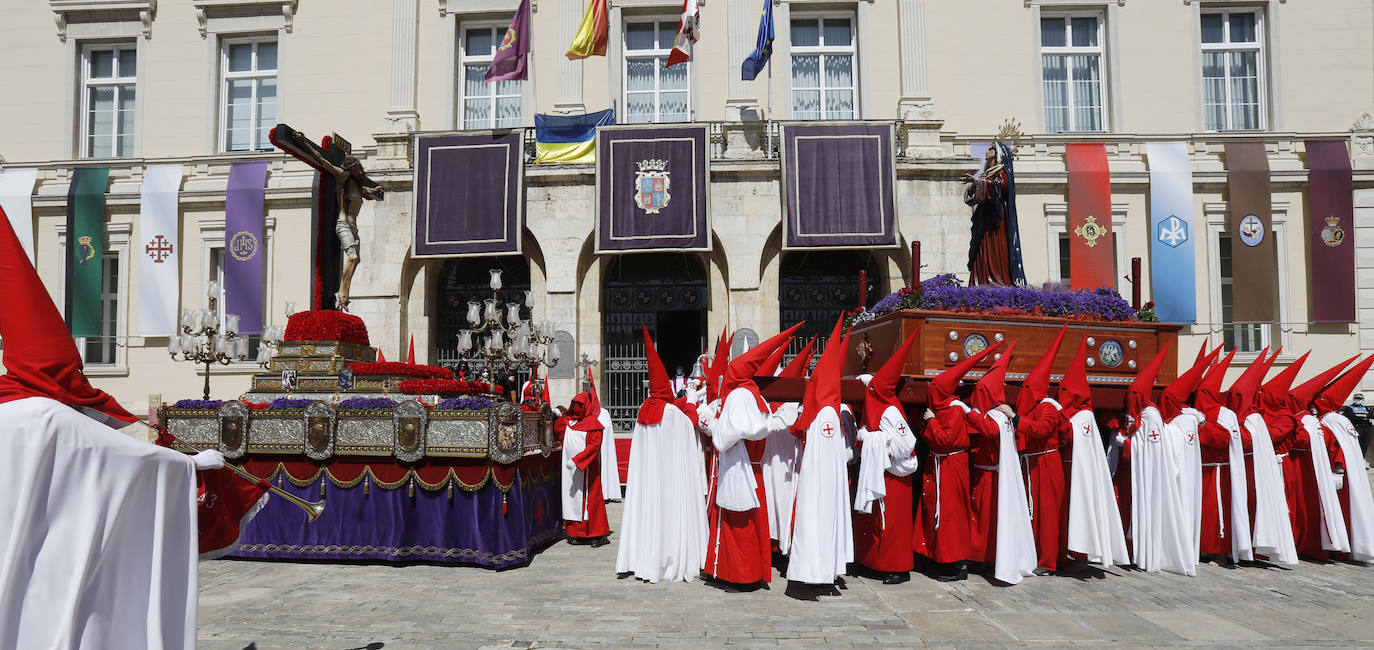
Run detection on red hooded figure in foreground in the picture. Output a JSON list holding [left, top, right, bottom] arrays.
[[562, 366, 611, 545], [1015, 326, 1068, 572]]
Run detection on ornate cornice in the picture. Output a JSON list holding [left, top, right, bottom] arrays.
[[50, 0, 156, 42], [191, 0, 297, 39]]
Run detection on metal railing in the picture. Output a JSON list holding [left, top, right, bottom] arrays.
[[518, 119, 901, 164]]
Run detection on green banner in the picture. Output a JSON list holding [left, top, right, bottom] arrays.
[[65, 167, 109, 337]]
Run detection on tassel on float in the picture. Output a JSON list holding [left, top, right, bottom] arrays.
[[502, 493, 508, 515], [364, 475, 370, 496], [408, 477, 415, 498]]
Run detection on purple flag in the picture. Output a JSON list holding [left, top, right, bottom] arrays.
[[485, 0, 531, 82], [780, 123, 897, 249], [225, 161, 267, 334]]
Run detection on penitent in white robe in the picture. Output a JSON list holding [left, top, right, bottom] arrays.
[[1165, 408, 1205, 563], [984, 409, 1037, 584], [761, 402, 803, 552], [786, 406, 854, 584], [1322, 412, 1374, 562], [1130, 406, 1195, 575], [616, 404, 710, 582], [1064, 408, 1130, 567], [1242, 413, 1298, 564], [0, 397, 199, 650], [1297, 414, 1349, 553], [597, 409, 623, 501]]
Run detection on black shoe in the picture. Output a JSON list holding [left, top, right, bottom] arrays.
[[882, 572, 910, 585], [935, 565, 968, 582], [567, 537, 591, 545], [1032, 567, 1053, 576], [590, 536, 610, 548]]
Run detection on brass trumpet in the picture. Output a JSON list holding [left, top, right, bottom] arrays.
[[138, 419, 326, 522]]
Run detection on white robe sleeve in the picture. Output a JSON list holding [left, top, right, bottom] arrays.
[[989, 410, 1037, 584], [597, 409, 622, 500], [853, 426, 890, 514], [1216, 408, 1253, 562], [1322, 412, 1372, 560], [882, 406, 920, 477], [711, 389, 771, 511]]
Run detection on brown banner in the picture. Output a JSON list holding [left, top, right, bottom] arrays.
[[1224, 142, 1276, 324], [1305, 140, 1356, 323]]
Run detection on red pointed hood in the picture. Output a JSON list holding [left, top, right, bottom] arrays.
[[1126, 340, 1171, 420], [972, 340, 1016, 413], [1224, 346, 1270, 416], [1193, 347, 1237, 416], [1017, 325, 1066, 417], [407, 335, 416, 364], [723, 323, 803, 411], [0, 206, 135, 426], [863, 328, 919, 430], [705, 328, 732, 403], [1290, 354, 1357, 414], [377, 349, 387, 363], [1057, 338, 1093, 413], [1259, 350, 1307, 418], [569, 365, 604, 431], [1314, 354, 1374, 414], [778, 336, 817, 379], [793, 317, 846, 435], [929, 338, 1003, 407], [1161, 345, 1220, 420], [637, 325, 675, 426], [759, 341, 789, 378]]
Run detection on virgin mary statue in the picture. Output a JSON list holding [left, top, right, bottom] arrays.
[[962, 142, 1026, 287]]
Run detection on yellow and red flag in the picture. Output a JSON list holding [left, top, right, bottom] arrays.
[[565, 0, 609, 60]]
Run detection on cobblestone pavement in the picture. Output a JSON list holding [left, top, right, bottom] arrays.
[[200, 489, 1374, 649]]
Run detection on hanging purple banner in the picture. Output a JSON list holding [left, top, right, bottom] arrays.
[[225, 161, 267, 335], [413, 131, 524, 257], [596, 124, 710, 253], [781, 122, 897, 250], [1305, 140, 1355, 323]]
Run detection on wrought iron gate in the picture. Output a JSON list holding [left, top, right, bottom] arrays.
[[778, 251, 880, 368], [602, 279, 707, 433]]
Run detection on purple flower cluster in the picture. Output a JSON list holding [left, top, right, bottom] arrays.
[[436, 397, 496, 411], [267, 397, 313, 410], [171, 399, 222, 409], [864, 273, 1137, 322], [336, 397, 399, 410]]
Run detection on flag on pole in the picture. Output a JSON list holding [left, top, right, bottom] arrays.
[[565, 0, 609, 60], [138, 164, 184, 336], [1145, 142, 1197, 325], [741, 0, 774, 81], [65, 167, 109, 338], [534, 109, 614, 163], [665, 0, 700, 69], [485, 0, 532, 82], [0, 168, 38, 264]]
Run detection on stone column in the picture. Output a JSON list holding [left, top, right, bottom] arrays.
[[896, 0, 943, 157], [1351, 116, 1374, 388], [386, 0, 420, 132], [555, 0, 586, 112], [723, 0, 767, 158]]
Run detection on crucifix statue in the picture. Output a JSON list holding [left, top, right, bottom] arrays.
[[269, 124, 384, 312]]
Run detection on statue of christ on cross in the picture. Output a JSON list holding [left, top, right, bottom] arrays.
[[290, 130, 383, 311]]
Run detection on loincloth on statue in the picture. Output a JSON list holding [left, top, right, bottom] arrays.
[[335, 219, 360, 255]]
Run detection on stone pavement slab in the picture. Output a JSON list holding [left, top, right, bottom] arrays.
[[199, 499, 1374, 649]]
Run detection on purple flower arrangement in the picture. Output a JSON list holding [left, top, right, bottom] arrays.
[[860, 273, 1138, 322], [171, 399, 223, 409], [436, 397, 497, 411], [267, 397, 313, 410], [336, 397, 400, 410]]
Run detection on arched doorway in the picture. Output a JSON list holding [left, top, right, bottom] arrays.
[[602, 253, 708, 432], [435, 255, 533, 393], [778, 250, 880, 360]]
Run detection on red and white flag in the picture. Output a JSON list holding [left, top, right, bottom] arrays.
[[665, 0, 699, 69]]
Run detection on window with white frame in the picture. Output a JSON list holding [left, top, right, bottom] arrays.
[[623, 21, 689, 123], [82, 255, 121, 365], [460, 23, 523, 129], [81, 44, 137, 158], [1040, 14, 1105, 133], [220, 38, 278, 152], [1201, 9, 1265, 131], [790, 16, 856, 120], [207, 247, 263, 360], [1217, 233, 1273, 352]]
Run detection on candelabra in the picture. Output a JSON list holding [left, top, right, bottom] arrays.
[[452, 269, 561, 379], [167, 281, 249, 400], [253, 301, 295, 369]]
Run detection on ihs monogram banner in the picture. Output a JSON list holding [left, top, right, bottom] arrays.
[[1065, 143, 1115, 291], [1305, 140, 1355, 324], [780, 122, 897, 250], [596, 124, 710, 253], [1145, 142, 1197, 325], [1224, 142, 1277, 324], [413, 131, 525, 257], [225, 161, 268, 335]]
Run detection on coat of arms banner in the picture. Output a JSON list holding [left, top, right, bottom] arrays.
[[1305, 139, 1355, 324], [780, 122, 897, 250], [413, 131, 524, 257], [596, 124, 710, 253]]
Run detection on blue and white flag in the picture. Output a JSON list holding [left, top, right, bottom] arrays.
[[740, 0, 773, 81], [1145, 142, 1196, 324]]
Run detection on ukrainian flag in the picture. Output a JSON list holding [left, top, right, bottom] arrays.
[[534, 109, 614, 164]]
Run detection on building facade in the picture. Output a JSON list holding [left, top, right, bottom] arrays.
[[2, 0, 1372, 433]]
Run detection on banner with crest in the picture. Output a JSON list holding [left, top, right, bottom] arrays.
[[780, 122, 897, 250], [1305, 140, 1355, 323], [413, 131, 525, 257], [596, 124, 710, 253], [1225, 142, 1277, 324]]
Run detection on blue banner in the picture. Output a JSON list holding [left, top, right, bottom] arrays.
[[1145, 142, 1196, 324]]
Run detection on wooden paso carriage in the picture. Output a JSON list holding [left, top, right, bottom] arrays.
[[759, 309, 1180, 414]]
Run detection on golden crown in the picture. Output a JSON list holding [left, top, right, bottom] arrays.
[[636, 159, 668, 172]]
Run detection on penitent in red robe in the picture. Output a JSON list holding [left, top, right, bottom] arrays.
[[703, 440, 773, 585], [913, 404, 974, 564], [565, 430, 610, 539], [853, 411, 918, 573], [1287, 423, 1345, 560], [968, 410, 1004, 565], [1197, 419, 1242, 555], [1018, 400, 1067, 571]]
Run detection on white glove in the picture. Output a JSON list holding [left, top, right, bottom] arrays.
[[923, 408, 936, 421], [1115, 433, 1128, 445], [1334, 471, 1346, 491], [697, 401, 718, 423], [192, 449, 225, 470]]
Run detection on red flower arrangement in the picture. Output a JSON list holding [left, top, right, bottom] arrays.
[[397, 379, 497, 395], [347, 361, 453, 380], [284, 310, 371, 346]]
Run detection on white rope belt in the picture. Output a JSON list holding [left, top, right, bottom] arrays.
[[1203, 461, 1227, 539], [973, 463, 999, 471], [931, 450, 966, 530], [1019, 448, 1057, 519]]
